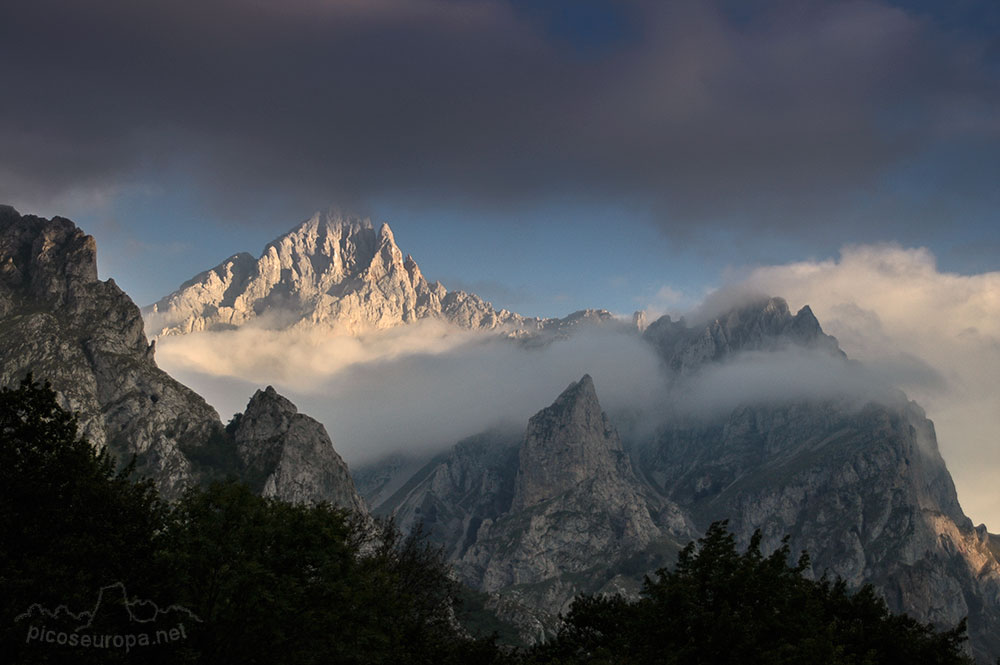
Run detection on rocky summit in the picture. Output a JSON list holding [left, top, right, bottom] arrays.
[[144, 211, 529, 336], [374, 375, 693, 639], [0, 206, 364, 511]]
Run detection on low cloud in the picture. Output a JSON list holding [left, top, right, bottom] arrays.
[[712, 245, 1000, 529], [155, 323, 670, 465]]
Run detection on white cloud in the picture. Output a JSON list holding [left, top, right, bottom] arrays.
[[670, 347, 900, 418]]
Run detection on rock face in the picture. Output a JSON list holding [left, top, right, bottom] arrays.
[[373, 428, 522, 561], [231, 386, 365, 512], [144, 212, 529, 336], [643, 398, 1000, 662], [368, 377, 692, 637], [0, 206, 365, 511], [511, 375, 637, 511]]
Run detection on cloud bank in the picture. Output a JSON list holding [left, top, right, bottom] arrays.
[[156, 323, 672, 465], [669, 347, 902, 419]]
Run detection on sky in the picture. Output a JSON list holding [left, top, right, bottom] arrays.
[[1, 1, 999, 524]]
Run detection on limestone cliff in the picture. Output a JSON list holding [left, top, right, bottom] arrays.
[[0, 205, 222, 497]]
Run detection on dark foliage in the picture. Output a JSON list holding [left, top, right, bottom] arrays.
[[1, 376, 975, 665], [0, 375, 167, 663], [528, 521, 973, 665], [1, 375, 500, 664]]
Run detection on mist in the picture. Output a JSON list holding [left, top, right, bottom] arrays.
[[667, 347, 907, 420], [156, 323, 671, 466]]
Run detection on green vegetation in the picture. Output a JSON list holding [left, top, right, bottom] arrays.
[[1, 375, 976, 664]]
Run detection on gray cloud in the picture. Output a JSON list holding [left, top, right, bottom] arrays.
[[2, 0, 997, 238]]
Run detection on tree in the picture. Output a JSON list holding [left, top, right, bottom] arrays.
[[0, 375, 168, 663], [530, 521, 973, 665], [159, 480, 502, 665]]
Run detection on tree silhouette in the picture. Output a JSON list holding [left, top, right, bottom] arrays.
[[530, 521, 972, 665]]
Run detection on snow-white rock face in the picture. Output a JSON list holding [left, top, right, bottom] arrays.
[[144, 212, 531, 337]]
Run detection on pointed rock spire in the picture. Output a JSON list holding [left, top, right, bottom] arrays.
[[511, 374, 631, 510]]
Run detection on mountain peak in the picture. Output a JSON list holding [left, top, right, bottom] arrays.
[[511, 374, 627, 510], [145, 211, 529, 336], [378, 222, 395, 244], [643, 295, 844, 372]]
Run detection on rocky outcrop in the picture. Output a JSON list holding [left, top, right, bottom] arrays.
[[366, 376, 692, 634], [511, 375, 636, 511], [144, 212, 531, 336], [0, 206, 366, 511], [231, 386, 365, 511]]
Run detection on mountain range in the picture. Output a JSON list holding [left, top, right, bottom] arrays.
[[3, 206, 1000, 662]]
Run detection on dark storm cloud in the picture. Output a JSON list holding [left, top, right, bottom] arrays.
[[1, 0, 997, 234]]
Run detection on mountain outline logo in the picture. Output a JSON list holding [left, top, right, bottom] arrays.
[[15, 581, 202, 632]]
